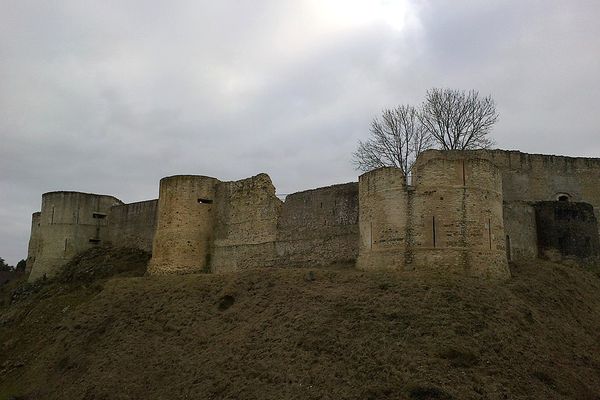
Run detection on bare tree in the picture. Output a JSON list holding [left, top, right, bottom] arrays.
[[419, 88, 498, 150], [353, 105, 433, 175]]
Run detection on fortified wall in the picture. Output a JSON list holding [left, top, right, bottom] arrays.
[[25, 150, 600, 281], [357, 154, 508, 279], [469, 150, 600, 262]]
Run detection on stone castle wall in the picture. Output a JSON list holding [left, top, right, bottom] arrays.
[[25, 212, 41, 275], [502, 201, 538, 261], [275, 183, 359, 267], [107, 199, 158, 253], [211, 174, 282, 273], [534, 201, 600, 261], [473, 150, 600, 261], [356, 167, 408, 270], [28, 191, 123, 280], [411, 153, 508, 278], [356, 152, 509, 279], [147, 175, 219, 275], [26, 149, 600, 281]]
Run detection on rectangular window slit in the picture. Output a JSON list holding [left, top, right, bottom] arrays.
[[89, 238, 101, 244], [197, 198, 213, 204], [92, 212, 107, 219], [432, 216, 436, 248], [488, 218, 492, 250]]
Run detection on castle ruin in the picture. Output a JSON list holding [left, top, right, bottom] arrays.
[[25, 150, 600, 281]]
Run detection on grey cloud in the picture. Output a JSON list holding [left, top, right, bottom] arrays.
[[1, 1, 600, 264]]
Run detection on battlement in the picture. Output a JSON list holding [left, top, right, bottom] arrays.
[[25, 149, 600, 281]]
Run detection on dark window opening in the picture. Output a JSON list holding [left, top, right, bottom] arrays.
[[197, 198, 213, 204], [558, 195, 569, 202], [584, 237, 592, 255], [506, 235, 511, 261], [89, 238, 101, 244], [432, 216, 437, 248], [92, 212, 107, 219], [558, 235, 569, 254], [488, 218, 492, 250]]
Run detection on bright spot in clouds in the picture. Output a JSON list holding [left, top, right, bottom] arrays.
[[315, 0, 415, 31]]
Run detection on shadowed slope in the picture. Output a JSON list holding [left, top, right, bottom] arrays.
[[1, 252, 599, 399]]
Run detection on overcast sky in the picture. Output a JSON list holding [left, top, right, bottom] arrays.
[[1, 0, 599, 265]]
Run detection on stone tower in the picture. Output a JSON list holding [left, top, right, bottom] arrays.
[[28, 191, 123, 281], [147, 175, 219, 274], [357, 150, 510, 279]]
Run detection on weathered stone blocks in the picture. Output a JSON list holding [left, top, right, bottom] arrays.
[[148, 175, 219, 275]]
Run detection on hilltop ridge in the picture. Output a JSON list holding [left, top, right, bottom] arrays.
[[1, 247, 600, 399]]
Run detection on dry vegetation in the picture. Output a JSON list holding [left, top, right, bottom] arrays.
[[1, 247, 599, 399]]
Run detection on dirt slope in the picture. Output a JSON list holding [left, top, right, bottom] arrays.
[[1, 248, 600, 400]]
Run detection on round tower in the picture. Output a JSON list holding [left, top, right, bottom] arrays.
[[356, 167, 409, 270], [28, 191, 123, 281], [148, 175, 220, 275], [411, 150, 509, 279]]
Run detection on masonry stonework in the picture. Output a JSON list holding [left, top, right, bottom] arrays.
[[211, 174, 282, 273], [108, 200, 158, 253], [147, 175, 219, 275], [28, 192, 123, 280], [356, 152, 509, 279], [26, 149, 600, 281], [25, 212, 41, 275], [275, 183, 359, 267], [356, 167, 408, 270]]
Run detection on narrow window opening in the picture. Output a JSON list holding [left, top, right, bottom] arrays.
[[558, 195, 569, 202], [584, 237, 591, 255], [432, 216, 437, 248], [506, 235, 511, 261], [89, 238, 101, 244], [197, 198, 213, 204], [558, 235, 569, 254], [92, 212, 107, 219], [488, 218, 492, 250], [51, 206, 55, 224]]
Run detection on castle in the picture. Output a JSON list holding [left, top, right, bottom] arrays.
[[25, 149, 600, 281]]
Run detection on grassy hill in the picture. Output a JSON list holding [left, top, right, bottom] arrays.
[[1, 247, 599, 399]]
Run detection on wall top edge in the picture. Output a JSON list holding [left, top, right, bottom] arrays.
[[42, 191, 123, 204], [286, 181, 358, 198]]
